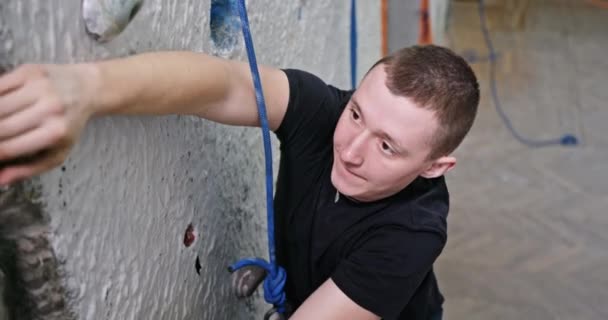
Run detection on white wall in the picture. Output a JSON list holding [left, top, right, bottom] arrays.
[[0, 1, 380, 319]]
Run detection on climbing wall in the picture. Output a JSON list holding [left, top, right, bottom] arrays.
[[0, 1, 380, 319]]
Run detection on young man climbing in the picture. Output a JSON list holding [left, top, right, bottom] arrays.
[[0, 44, 479, 319]]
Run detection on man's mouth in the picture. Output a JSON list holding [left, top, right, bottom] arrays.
[[337, 158, 365, 181]]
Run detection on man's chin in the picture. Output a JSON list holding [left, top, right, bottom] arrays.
[[330, 168, 360, 198]]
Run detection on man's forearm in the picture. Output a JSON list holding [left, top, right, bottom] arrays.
[[89, 51, 232, 117]]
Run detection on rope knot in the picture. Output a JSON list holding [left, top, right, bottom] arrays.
[[229, 258, 287, 313], [264, 265, 287, 312]]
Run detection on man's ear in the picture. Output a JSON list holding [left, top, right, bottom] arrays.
[[420, 156, 456, 179]]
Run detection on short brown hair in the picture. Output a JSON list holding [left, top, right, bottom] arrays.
[[371, 45, 479, 159]]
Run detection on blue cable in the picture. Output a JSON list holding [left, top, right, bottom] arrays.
[[477, 0, 578, 147], [229, 0, 287, 314], [350, 0, 357, 89]]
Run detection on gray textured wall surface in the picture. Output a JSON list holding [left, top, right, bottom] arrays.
[[0, 1, 379, 319]]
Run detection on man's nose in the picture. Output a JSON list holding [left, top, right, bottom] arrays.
[[341, 132, 366, 166]]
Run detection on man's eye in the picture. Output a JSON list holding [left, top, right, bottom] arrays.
[[381, 142, 394, 154]]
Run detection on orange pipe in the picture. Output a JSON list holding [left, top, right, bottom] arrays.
[[418, 0, 432, 44], [381, 0, 389, 56]]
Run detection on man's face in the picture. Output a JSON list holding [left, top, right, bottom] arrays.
[[332, 66, 450, 202]]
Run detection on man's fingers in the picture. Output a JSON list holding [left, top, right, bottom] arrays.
[[0, 65, 28, 95], [0, 99, 48, 140], [0, 120, 67, 162], [0, 151, 64, 185], [0, 85, 39, 119], [0, 65, 72, 185]]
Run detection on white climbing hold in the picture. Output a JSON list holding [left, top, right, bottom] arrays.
[[82, 0, 143, 42]]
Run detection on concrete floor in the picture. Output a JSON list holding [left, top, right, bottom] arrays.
[[432, 1, 608, 319]]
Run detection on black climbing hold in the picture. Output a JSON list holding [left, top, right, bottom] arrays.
[[195, 256, 202, 275]]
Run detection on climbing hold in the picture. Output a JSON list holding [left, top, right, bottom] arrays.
[[183, 223, 195, 247], [194, 256, 202, 275], [229, 263, 267, 298], [82, 0, 143, 42], [210, 0, 240, 53], [560, 134, 579, 146], [264, 308, 287, 320]]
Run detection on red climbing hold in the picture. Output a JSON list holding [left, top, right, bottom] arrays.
[[184, 223, 195, 247]]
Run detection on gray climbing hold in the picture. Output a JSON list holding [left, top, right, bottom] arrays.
[[230, 264, 267, 298], [82, 0, 143, 42]]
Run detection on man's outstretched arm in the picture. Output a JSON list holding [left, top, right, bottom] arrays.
[[91, 51, 289, 128], [0, 51, 290, 184]]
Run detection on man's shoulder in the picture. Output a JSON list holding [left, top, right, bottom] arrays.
[[275, 68, 354, 149], [281, 68, 354, 100], [383, 176, 450, 242]]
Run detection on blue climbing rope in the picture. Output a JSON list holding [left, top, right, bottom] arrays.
[[228, 0, 287, 315], [350, 0, 357, 89], [477, 0, 578, 147]]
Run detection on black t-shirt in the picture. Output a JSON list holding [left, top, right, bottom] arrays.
[[273, 69, 448, 320]]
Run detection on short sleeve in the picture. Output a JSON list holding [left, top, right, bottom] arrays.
[[331, 227, 445, 319], [275, 69, 353, 156]]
